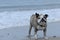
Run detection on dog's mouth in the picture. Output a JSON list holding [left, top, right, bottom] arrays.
[[40, 25, 46, 27]]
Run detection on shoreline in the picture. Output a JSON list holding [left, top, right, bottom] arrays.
[[0, 21, 60, 40]]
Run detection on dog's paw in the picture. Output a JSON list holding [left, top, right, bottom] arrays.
[[44, 37, 48, 40], [34, 34, 38, 39], [27, 35, 31, 38]]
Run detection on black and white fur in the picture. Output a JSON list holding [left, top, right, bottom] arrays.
[[28, 13, 48, 39]]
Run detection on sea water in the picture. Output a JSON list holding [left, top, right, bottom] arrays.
[[0, 7, 60, 28]]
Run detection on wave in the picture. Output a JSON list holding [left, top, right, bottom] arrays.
[[0, 4, 60, 11], [0, 8, 60, 29]]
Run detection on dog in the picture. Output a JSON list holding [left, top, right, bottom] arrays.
[[28, 13, 48, 39]]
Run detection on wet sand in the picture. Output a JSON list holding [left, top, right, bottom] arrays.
[[0, 21, 60, 40], [23, 37, 60, 40]]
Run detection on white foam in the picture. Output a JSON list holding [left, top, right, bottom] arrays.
[[0, 8, 60, 29]]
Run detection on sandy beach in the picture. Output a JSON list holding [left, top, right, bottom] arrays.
[[0, 21, 60, 40]]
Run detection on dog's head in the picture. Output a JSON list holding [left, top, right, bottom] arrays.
[[39, 14, 48, 27]]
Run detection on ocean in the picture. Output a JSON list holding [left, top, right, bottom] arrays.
[[0, 4, 60, 11], [0, 0, 60, 33], [0, 4, 60, 29]]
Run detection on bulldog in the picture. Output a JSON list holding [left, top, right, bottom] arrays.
[[28, 13, 48, 39]]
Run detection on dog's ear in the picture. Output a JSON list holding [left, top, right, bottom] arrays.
[[35, 13, 39, 18], [44, 14, 48, 18], [35, 13, 39, 15]]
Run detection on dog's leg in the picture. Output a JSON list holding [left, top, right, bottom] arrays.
[[43, 28, 46, 37], [29, 24, 32, 37], [43, 28, 48, 39], [34, 28, 38, 39]]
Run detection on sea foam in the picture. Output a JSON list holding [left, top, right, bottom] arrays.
[[0, 8, 60, 29]]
